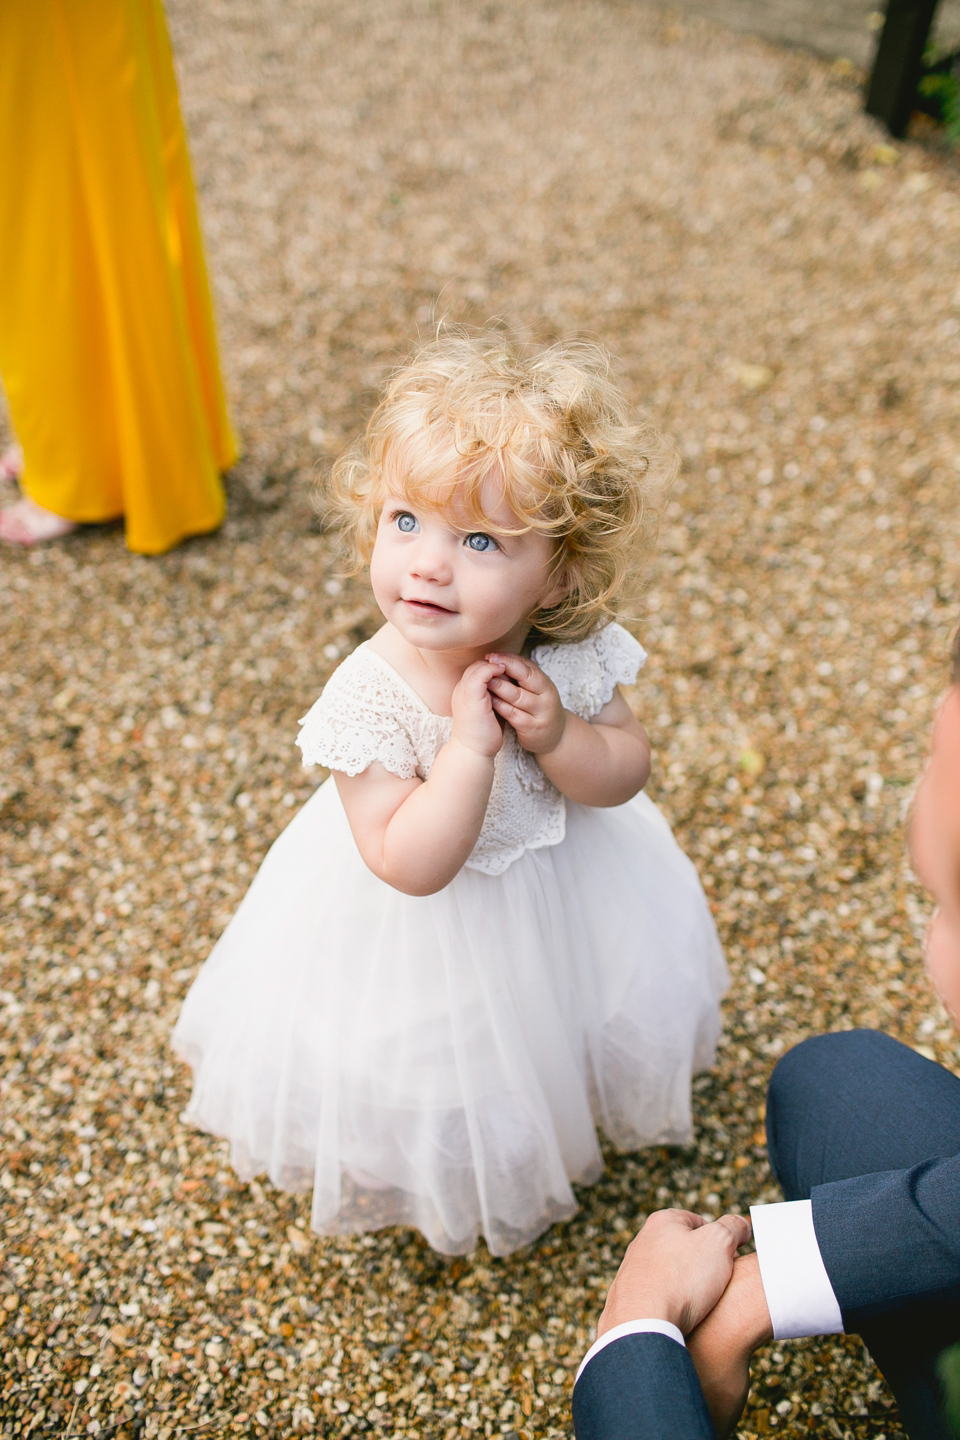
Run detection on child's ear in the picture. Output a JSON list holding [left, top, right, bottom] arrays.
[[539, 564, 573, 612]]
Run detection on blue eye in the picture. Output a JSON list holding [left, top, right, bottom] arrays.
[[395, 512, 418, 534], [465, 532, 498, 553]]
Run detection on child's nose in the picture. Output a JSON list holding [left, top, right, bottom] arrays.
[[409, 536, 452, 582]]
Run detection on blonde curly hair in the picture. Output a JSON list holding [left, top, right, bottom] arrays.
[[325, 328, 676, 642]]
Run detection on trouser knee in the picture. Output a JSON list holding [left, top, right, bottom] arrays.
[[765, 1029, 896, 1198]]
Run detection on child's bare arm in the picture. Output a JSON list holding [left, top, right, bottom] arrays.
[[334, 659, 506, 896], [487, 652, 651, 806]]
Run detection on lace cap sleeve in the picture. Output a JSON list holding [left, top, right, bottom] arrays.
[[296, 649, 420, 778], [532, 622, 647, 720]]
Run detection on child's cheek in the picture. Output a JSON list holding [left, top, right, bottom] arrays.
[[368, 539, 394, 614]]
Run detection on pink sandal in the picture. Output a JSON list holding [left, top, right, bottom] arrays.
[[0, 495, 76, 546]]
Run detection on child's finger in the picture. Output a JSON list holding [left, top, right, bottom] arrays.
[[462, 659, 507, 691], [485, 652, 546, 691], [487, 674, 534, 709], [491, 692, 540, 727], [491, 695, 525, 724]]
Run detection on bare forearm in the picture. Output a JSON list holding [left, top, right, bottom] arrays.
[[379, 740, 494, 894], [537, 714, 651, 806]]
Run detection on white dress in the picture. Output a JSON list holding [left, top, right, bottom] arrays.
[[172, 623, 728, 1257]]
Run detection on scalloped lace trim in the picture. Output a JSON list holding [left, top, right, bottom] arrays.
[[297, 652, 423, 778], [533, 622, 646, 718]]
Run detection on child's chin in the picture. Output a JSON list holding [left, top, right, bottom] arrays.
[[401, 627, 457, 649]]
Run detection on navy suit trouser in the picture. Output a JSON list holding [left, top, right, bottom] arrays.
[[766, 1029, 960, 1440]]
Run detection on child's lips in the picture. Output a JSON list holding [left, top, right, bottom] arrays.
[[403, 598, 454, 615]]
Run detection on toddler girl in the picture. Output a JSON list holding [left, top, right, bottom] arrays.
[[173, 332, 728, 1257]]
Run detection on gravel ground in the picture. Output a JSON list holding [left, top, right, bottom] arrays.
[[4, 3, 960, 1437], [662, 0, 960, 70]]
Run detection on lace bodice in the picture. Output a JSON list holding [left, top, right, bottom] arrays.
[[297, 623, 646, 875]]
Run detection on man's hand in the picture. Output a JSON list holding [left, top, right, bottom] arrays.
[[485, 653, 567, 755], [597, 1209, 752, 1338], [687, 1252, 773, 1439]]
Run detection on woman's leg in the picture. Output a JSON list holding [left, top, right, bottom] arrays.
[[0, 1, 237, 554]]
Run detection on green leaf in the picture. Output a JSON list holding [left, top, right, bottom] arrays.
[[916, 71, 960, 147], [937, 1343, 960, 1435]]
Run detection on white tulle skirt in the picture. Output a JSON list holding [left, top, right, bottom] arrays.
[[172, 780, 728, 1256]]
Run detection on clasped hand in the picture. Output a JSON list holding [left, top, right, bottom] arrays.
[[450, 653, 565, 759], [596, 1209, 773, 1439], [599, 1209, 751, 1339]]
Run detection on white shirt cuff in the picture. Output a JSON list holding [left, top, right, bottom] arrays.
[[575, 1319, 685, 1384], [751, 1199, 844, 1340]]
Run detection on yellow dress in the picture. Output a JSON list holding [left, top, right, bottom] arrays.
[[0, 0, 238, 554]]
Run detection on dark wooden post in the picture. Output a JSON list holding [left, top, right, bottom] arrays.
[[866, 0, 941, 136]]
